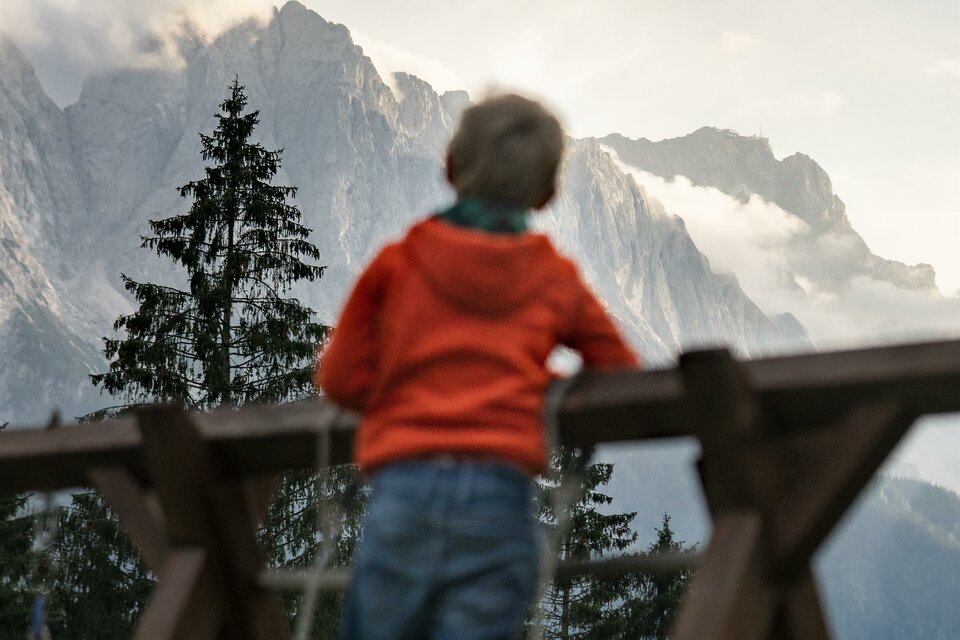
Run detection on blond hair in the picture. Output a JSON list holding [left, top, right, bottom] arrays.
[[446, 94, 565, 209]]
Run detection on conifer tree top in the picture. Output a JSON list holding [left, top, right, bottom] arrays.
[[92, 78, 328, 411]]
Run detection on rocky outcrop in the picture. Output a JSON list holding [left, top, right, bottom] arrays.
[[599, 128, 936, 292], [0, 35, 104, 422]]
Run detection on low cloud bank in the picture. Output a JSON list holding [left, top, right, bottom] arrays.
[[605, 148, 960, 351]]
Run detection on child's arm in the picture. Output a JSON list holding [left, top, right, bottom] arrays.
[[563, 273, 640, 369], [315, 249, 392, 411]]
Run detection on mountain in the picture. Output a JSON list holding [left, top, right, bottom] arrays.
[[599, 129, 936, 293], [0, 35, 104, 422], [0, 3, 957, 638], [819, 477, 960, 639], [603, 442, 960, 640], [0, 1, 807, 421]]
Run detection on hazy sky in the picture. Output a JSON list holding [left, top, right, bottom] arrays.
[[321, 0, 960, 295], [2, 0, 958, 294]]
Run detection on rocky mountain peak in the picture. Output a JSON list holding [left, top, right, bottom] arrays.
[[0, 35, 51, 104], [440, 90, 471, 122], [393, 71, 453, 151], [0, 4, 809, 422], [598, 129, 937, 292]]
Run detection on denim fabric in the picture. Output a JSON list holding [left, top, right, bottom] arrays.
[[340, 458, 540, 640]]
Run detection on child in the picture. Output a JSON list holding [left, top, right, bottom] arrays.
[[319, 93, 638, 640]]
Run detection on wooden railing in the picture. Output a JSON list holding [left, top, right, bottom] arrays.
[[2, 338, 960, 639]]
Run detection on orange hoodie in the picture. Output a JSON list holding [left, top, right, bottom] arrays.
[[318, 216, 638, 474]]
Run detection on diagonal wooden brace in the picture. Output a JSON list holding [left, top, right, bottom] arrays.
[[88, 466, 169, 573], [135, 548, 222, 640], [676, 348, 924, 640], [133, 404, 289, 640], [672, 512, 776, 640], [763, 402, 915, 579], [768, 570, 831, 640]]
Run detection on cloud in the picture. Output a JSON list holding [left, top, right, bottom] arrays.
[[782, 276, 960, 350], [0, 0, 274, 104], [603, 147, 960, 352], [888, 415, 960, 496], [741, 91, 845, 118], [924, 58, 960, 81], [604, 148, 809, 305], [720, 29, 760, 51]]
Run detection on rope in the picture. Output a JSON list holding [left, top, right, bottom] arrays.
[[291, 410, 355, 640], [28, 413, 61, 640], [529, 374, 591, 640]]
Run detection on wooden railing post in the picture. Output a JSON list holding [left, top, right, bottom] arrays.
[[674, 349, 782, 640], [93, 405, 290, 640], [673, 348, 923, 640]]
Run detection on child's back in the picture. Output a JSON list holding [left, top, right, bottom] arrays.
[[319, 94, 638, 640]]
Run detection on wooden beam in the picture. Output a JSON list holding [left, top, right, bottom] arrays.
[[0, 402, 354, 493], [678, 349, 763, 513], [554, 551, 700, 581], [768, 571, 831, 640], [1, 339, 959, 495], [0, 418, 144, 493], [87, 466, 169, 573], [134, 548, 220, 640], [558, 368, 688, 446], [766, 402, 916, 578], [136, 405, 289, 640], [671, 512, 775, 640], [560, 338, 960, 446]]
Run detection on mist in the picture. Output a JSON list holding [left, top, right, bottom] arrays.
[[0, 0, 273, 105]]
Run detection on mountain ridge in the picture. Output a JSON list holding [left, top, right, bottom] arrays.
[[1, 13, 810, 419], [598, 128, 936, 292]]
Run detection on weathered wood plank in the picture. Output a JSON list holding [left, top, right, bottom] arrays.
[[561, 338, 960, 445], [671, 512, 775, 640], [2, 339, 959, 494], [768, 571, 831, 640], [136, 405, 290, 640], [767, 402, 916, 578], [0, 403, 354, 493], [88, 466, 169, 573], [134, 548, 219, 640]]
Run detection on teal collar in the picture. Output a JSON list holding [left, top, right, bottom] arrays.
[[437, 198, 529, 234]]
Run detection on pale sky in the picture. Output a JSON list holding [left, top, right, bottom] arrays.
[[316, 0, 960, 295], [3, 0, 959, 293]]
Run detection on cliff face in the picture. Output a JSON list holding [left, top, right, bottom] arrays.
[[0, 3, 808, 421], [600, 128, 936, 292], [545, 141, 800, 358], [0, 35, 104, 421]]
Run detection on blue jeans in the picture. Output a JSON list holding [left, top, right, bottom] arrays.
[[340, 458, 540, 640]]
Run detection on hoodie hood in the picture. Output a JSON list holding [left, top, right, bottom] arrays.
[[404, 217, 562, 315]]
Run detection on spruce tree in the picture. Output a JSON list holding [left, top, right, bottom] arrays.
[[623, 514, 695, 639], [0, 424, 37, 638], [536, 454, 696, 639], [92, 77, 327, 407], [537, 447, 639, 639], [49, 492, 153, 639], [53, 78, 342, 637]]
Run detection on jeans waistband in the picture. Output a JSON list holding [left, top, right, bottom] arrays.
[[370, 456, 534, 506]]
